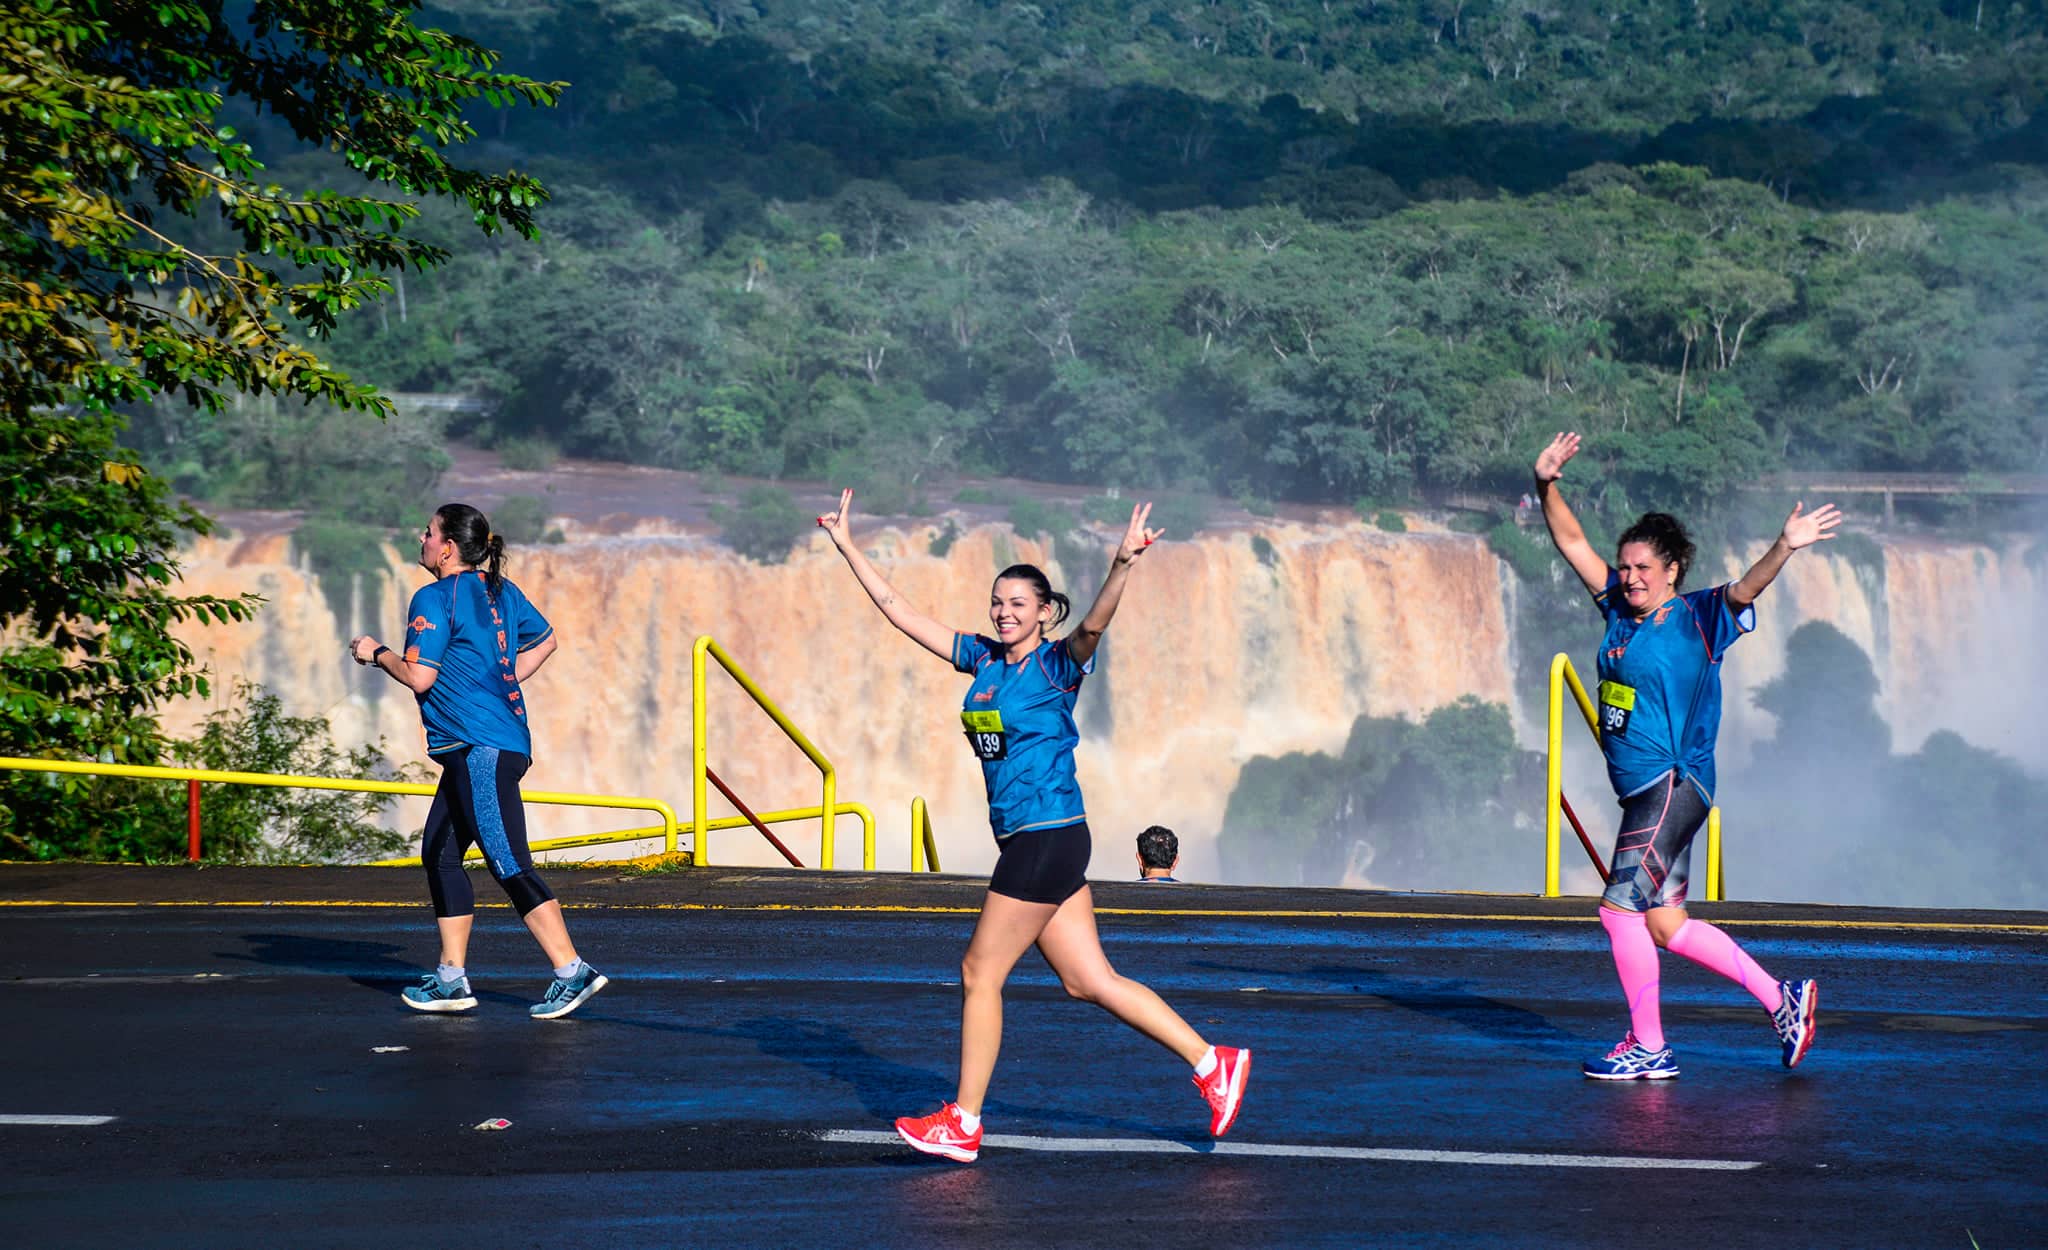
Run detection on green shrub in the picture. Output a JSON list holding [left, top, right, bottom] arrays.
[[954, 485, 1000, 505], [713, 485, 810, 563], [1007, 496, 1067, 540], [1082, 494, 1131, 525], [492, 494, 552, 544], [1829, 529, 1885, 577], [1150, 492, 1211, 538], [1, 682, 421, 863], [496, 436, 559, 472], [929, 519, 961, 557], [292, 519, 395, 621], [1250, 534, 1277, 567], [1375, 510, 1408, 533], [1488, 517, 1556, 583]]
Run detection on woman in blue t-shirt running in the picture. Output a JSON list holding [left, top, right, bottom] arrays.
[[819, 489, 1250, 1163], [349, 503, 606, 1021], [1534, 433, 1840, 1080]]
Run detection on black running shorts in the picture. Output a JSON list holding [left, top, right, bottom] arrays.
[[987, 821, 1091, 905]]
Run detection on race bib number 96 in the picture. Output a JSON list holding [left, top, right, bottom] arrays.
[[1597, 680, 1636, 737], [961, 709, 1007, 761]]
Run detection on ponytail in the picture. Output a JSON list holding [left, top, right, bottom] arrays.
[[433, 502, 508, 598]]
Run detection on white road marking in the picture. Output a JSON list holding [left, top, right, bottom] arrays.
[[817, 1129, 1759, 1171], [0, 1115, 115, 1126]]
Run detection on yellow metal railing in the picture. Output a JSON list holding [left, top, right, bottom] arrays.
[[580, 802, 877, 865], [0, 755, 681, 861], [693, 635, 872, 870], [1546, 653, 1723, 901], [910, 796, 942, 872]]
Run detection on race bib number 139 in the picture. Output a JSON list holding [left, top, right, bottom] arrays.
[[961, 709, 1007, 761]]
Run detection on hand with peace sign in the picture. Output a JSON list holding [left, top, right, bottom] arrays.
[[817, 487, 856, 553], [1111, 501, 1165, 568]]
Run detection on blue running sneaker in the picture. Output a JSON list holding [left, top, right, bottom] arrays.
[[1772, 978, 1819, 1069], [401, 973, 477, 1013], [530, 964, 609, 1019], [1582, 1032, 1679, 1080]]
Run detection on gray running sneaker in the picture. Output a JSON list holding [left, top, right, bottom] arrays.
[[401, 973, 477, 1013], [530, 965, 609, 1019], [1771, 978, 1819, 1068]]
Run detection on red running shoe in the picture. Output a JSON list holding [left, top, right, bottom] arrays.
[[1194, 1046, 1251, 1137], [894, 1102, 981, 1163]]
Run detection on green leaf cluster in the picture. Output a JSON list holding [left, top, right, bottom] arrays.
[[1, 1, 558, 814]]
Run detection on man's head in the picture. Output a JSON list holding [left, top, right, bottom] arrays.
[[1136, 825, 1179, 878]]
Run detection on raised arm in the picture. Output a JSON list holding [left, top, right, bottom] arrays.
[[1726, 501, 1842, 611], [817, 488, 957, 662], [1066, 503, 1163, 667], [1532, 431, 1611, 595]]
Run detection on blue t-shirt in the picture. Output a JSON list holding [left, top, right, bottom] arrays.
[[953, 633, 1094, 840], [404, 572, 554, 757], [1591, 571, 1753, 801]]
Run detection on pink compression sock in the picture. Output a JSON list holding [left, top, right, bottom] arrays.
[[1599, 907, 1664, 1051], [1667, 918, 1782, 1013]]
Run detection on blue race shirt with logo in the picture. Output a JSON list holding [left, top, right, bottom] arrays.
[[953, 633, 1094, 840], [404, 572, 554, 757], [1591, 570, 1753, 801]]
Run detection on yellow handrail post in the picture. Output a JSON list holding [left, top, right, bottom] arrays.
[[693, 636, 712, 867], [910, 796, 941, 873], [1546, 654, 1565, 897], [1543, 651, 1730, 900], [692, 635, 865, 870], [1705, 806, 1723, 902], [823, 765, 837, 872]]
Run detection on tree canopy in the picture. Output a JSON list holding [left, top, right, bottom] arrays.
[[0, 0, 559, 848], [133, 0, 2032, 535]]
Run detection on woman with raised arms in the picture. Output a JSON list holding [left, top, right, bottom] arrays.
[[1534, 433, 1838, 1079], [817, 489, 1250, 1162]]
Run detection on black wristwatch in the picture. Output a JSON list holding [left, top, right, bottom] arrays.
[[371, 644, 390, 664]]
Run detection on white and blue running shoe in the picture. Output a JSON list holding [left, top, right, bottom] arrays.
[[1582, 1032, 1679, 1080], [401, 973, 477, 1013], [1772, 978, 1819, 1069], [530, 964, 609, 1020]]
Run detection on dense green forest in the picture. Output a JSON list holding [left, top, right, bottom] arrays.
[[126, 0, 2048, 530]]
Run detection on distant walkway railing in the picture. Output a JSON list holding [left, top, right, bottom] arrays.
[[1736, 470, 2048, 526], [1546, 654, 1724, 901]]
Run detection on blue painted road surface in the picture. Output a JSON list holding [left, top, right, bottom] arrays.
[[1, 866, 2043, 1248]]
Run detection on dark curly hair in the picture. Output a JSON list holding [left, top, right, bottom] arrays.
[[1615, 512, 1696, 590], [434, 502, 508, 597], [1136, 825, 1179, 870]]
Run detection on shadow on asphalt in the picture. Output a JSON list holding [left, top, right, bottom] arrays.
[[1193, 958, 1581, 1048]]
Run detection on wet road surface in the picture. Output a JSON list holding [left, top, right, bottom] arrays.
[[2, 867, 2042, 1248]]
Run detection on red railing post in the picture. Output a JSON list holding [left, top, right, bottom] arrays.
[[187, 779, 201, 861]]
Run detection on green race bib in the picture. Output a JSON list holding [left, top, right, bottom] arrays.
[[961, 709, 1007, 761], [1597, 680, 1636, 737]]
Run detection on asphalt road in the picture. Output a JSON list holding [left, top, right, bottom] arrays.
[[2, 866, 2042, 1249]]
